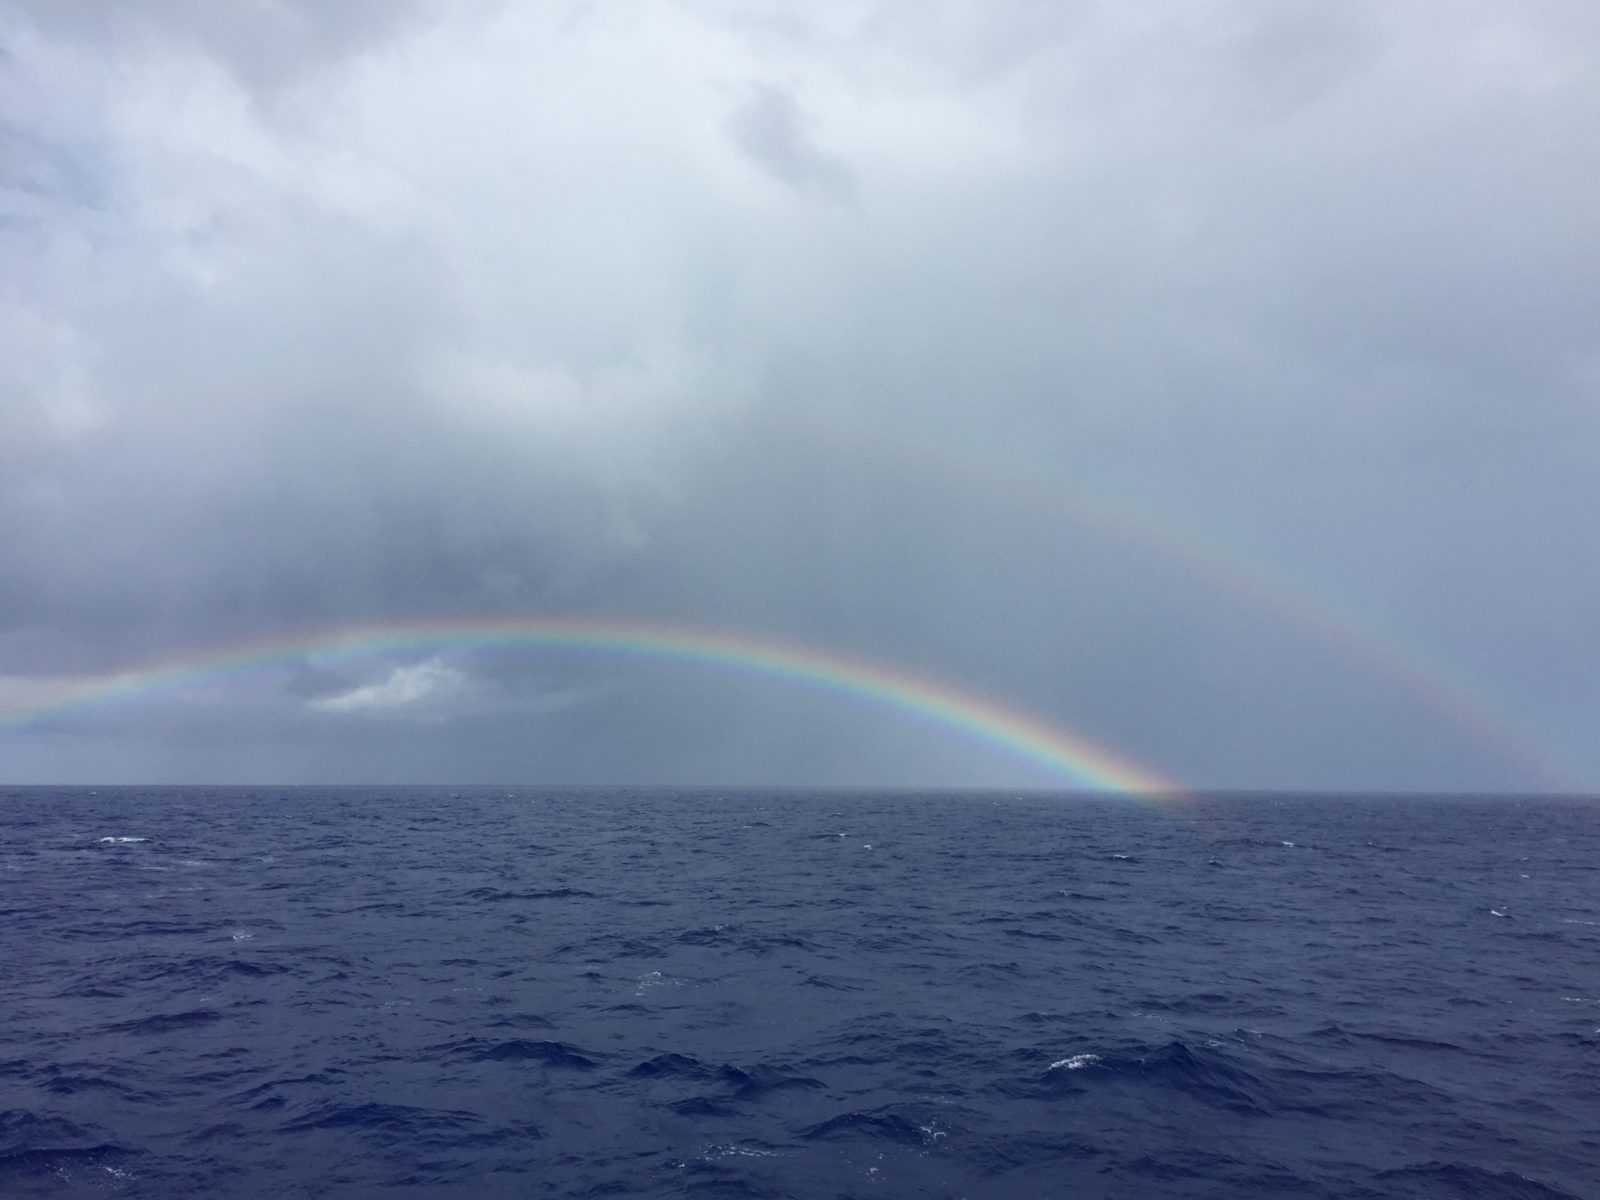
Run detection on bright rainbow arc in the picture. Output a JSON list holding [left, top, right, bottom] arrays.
[[0, 618, 1180, 797]]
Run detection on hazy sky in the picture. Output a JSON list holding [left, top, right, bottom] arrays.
[[2, 0, 1596, 790]]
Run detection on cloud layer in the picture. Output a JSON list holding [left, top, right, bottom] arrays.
[[2, 1, 1596, 788]]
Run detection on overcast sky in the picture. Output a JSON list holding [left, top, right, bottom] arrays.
[[2, 0, 1596, 790]]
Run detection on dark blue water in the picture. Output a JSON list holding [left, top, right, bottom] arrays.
[[2, 788, 1597, 1198]]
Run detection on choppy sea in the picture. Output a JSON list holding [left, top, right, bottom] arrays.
[[2, 787, 1597, 1198]]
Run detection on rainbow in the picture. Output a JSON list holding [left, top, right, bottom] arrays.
[[0, 618, 1180, 796]]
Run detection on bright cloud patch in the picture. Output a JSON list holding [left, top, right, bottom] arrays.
[[309, 658, 463, 714]]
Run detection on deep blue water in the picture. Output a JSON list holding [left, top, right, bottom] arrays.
[[2, 788, 1597, 1198]]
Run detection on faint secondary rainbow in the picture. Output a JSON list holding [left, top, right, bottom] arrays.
[[0, 618, 1180, 797], [780, 414, 1592, 792]]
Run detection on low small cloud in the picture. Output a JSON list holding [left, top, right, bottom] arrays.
[[308, 658, 463, 715]]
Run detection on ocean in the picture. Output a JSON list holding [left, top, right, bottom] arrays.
[[1, 787, 1596, 1198]]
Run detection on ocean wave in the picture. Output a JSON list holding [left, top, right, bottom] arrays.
[[277, 1100, 506, 1149], [446, 1038, 599, 1069], [101, 1008, 222, 1036], [800, 1106, 948, 1147], [463, 886, 598, 902], [1374, 1161, 1584, 1199]]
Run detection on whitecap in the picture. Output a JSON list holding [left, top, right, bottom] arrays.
[[1490, 909, 1508, 918], [634, 970, 684, 997], [702, 1144, 779, 1160], [97, 836, 148, 844], [1049, 1053, 1101, 1071]]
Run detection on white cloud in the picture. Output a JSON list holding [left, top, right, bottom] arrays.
[[309, 658, 464, 715]]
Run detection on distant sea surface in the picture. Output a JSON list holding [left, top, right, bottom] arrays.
[[2, 788, 1597, 1199]]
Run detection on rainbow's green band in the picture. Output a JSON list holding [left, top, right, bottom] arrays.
[[0, 618, 1181, 797]]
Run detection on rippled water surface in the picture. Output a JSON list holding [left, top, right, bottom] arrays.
[[2, 787, 1597, 1198]]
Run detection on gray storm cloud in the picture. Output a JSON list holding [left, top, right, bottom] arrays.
[[728, 84, 858, 202], [1, 1, 1596, 789]]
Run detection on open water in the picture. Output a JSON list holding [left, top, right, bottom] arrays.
[[1, 787, 1596, 1198]]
